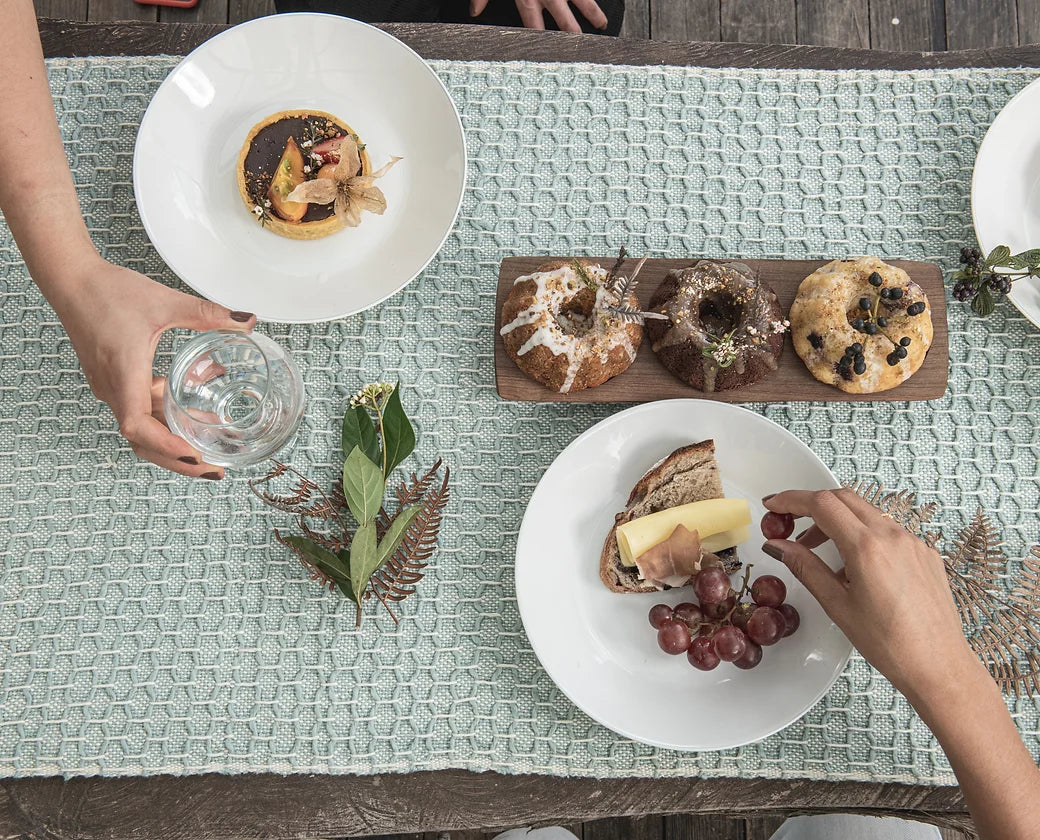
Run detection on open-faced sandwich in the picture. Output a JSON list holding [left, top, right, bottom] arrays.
[[600, 440, 750, 593]]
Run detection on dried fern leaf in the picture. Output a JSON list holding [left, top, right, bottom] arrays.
[[370, 465, 450, 604], [274, 528, 337, 592], [945, 509, 1004, 584]]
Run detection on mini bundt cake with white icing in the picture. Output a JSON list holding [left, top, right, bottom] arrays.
[[499, 258, 643, 393]]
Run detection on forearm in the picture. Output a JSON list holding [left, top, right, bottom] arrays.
[[905, 649, 1040, 840], [0, 1, 99, 305]]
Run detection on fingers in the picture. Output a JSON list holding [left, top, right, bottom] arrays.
[[172, 293, 256, 334], [130, 440, 225, 480], [572, 0, 608, 28], [470, 0, 489, 14], [515, 0, 547, 29], [795, 523, 828, 549], [764, 539, 848, 623], [546, 0, 582, 31], [765, 489, 868, 556]]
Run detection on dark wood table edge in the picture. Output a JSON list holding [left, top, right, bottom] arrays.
[[39, 18, 1040, 69], [20, 16, 981, 839], [0, 770, 971, 839]]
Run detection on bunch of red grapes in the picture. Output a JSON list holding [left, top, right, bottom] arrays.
[[647, 511, 798, 672]]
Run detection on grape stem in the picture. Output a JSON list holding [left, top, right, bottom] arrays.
[[698, 564, 755, 636]]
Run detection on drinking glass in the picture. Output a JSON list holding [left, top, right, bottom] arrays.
[[163, 330, 306, 469]]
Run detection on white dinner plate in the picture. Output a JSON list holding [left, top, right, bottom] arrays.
[[515, 400, 852, 751], [972, 76, 1040, 328], [133, 13, 466, 323]]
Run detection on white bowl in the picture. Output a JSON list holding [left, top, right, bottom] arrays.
[[133, 13, 466, 323], [515, 400, 853, 751], [972, 76, 1040, 328]]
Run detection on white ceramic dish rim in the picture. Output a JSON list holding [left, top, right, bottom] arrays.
[[132, 13, 468, 324], [971, 74, 1040, 329], [514, 400, 853, 752]]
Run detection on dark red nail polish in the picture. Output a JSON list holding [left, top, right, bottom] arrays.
[[230, 311, 254, 322], [762, 543, 785, 562], [794, 527, 809, 541], [201, 471, 222, 481], [762, 493, 776, 504], [178, 456, 199, 465]]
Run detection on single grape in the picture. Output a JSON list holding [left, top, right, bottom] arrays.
[[673, 602, 704, 628], [761, 511, 795, 540], [746, 606, 786, 646], [694, 567, 732, 605], [687, 637, 721, 671], [711, 625, 748, 662], [733, 640, 763, 670], [751, 575, 787, 608], [730, 602, 755, 631], [657, 619, 692, 655], [778, 603, 800, 637], [702, 594, 736, 620], [648, 603, 673, 630]]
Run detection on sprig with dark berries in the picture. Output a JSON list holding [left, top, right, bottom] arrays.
[[951, 245, 1040, 317]]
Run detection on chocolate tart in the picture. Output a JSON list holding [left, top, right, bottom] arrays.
[[236, 109, 371, 241]]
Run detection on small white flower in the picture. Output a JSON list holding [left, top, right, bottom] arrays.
[[253, 205, 263, 216], [264, 199, 271, 208], [349, 382, 396, 410], [303, 165, 312, 174], [301, 139, 313, 148]]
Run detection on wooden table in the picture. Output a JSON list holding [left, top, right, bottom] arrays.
[[5, 17, 1039, 840]]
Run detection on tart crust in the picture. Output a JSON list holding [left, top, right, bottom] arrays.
[[236, 109, 371, 241]]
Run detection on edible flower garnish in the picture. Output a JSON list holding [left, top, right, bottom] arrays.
[[286, 136, 401, 227]]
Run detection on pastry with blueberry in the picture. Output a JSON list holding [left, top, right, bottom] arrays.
[[790, 257, 933, 394]]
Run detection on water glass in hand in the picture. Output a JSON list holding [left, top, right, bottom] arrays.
[[163, 330, 305, 469]]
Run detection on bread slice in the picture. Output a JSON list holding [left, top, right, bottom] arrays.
[[599, 440, 740, 593]]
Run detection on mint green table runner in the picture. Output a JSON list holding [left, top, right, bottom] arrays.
[[1, 56, 1039, 782]]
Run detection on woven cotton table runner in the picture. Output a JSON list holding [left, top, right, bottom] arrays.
[[1, 55, 1039, 782]]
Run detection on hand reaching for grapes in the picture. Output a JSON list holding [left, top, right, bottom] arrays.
[[761, 489, 972, 701]]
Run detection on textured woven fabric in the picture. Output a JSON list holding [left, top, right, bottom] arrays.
[[0, 56, 1039, 782]]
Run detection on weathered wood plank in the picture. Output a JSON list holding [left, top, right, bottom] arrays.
[[796, 0, 869, 48], [720, 0, 796, 44], [869, 0, 946, 51], [650, 0, 721, 43], [0, 772, 970, 840], [744, 818, 786, 840], [34, 0, 89, 20], [158, 0, 229, 23], [586, 816, 663, 840], [228, 0, 274, 23], [620, 0, 649, 38], [945, 0, 1017, 48], [87, 0, 157, 22], [36, 19, 1040, 68], [664, 814, 744, 840], [1019, 0, 1040, 45]]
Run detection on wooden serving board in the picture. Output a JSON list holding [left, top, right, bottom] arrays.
[[494, 257, 949, 403]]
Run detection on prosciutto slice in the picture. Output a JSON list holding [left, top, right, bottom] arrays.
[[634, 524, 704, 589]]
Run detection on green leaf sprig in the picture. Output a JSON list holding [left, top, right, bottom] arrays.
[[701, 330, 739, 369], [338, 382, 420, 616], [951, 245, 1040, 317]]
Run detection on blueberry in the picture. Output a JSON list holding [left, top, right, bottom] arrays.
[[899, 337, 911, 347], [880, 288, 891, 299], [889, 288, 904, 299], [808, 332, 823, 350], [864, 322, 878, 335], [877, 316, 889, 327], [868, 272, 883, 287], [853, 361, 866, 375], [858, 297, 872, 311], [895, 346, 908, 359], [850, 342, 863, 353], [907, 301, 926, 316], [851, 318, 866, 331], [887, 353, 899, 366]]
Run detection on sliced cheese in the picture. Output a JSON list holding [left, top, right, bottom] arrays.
[[701, 524, 750, 555], [617, 498, 751, 567]]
